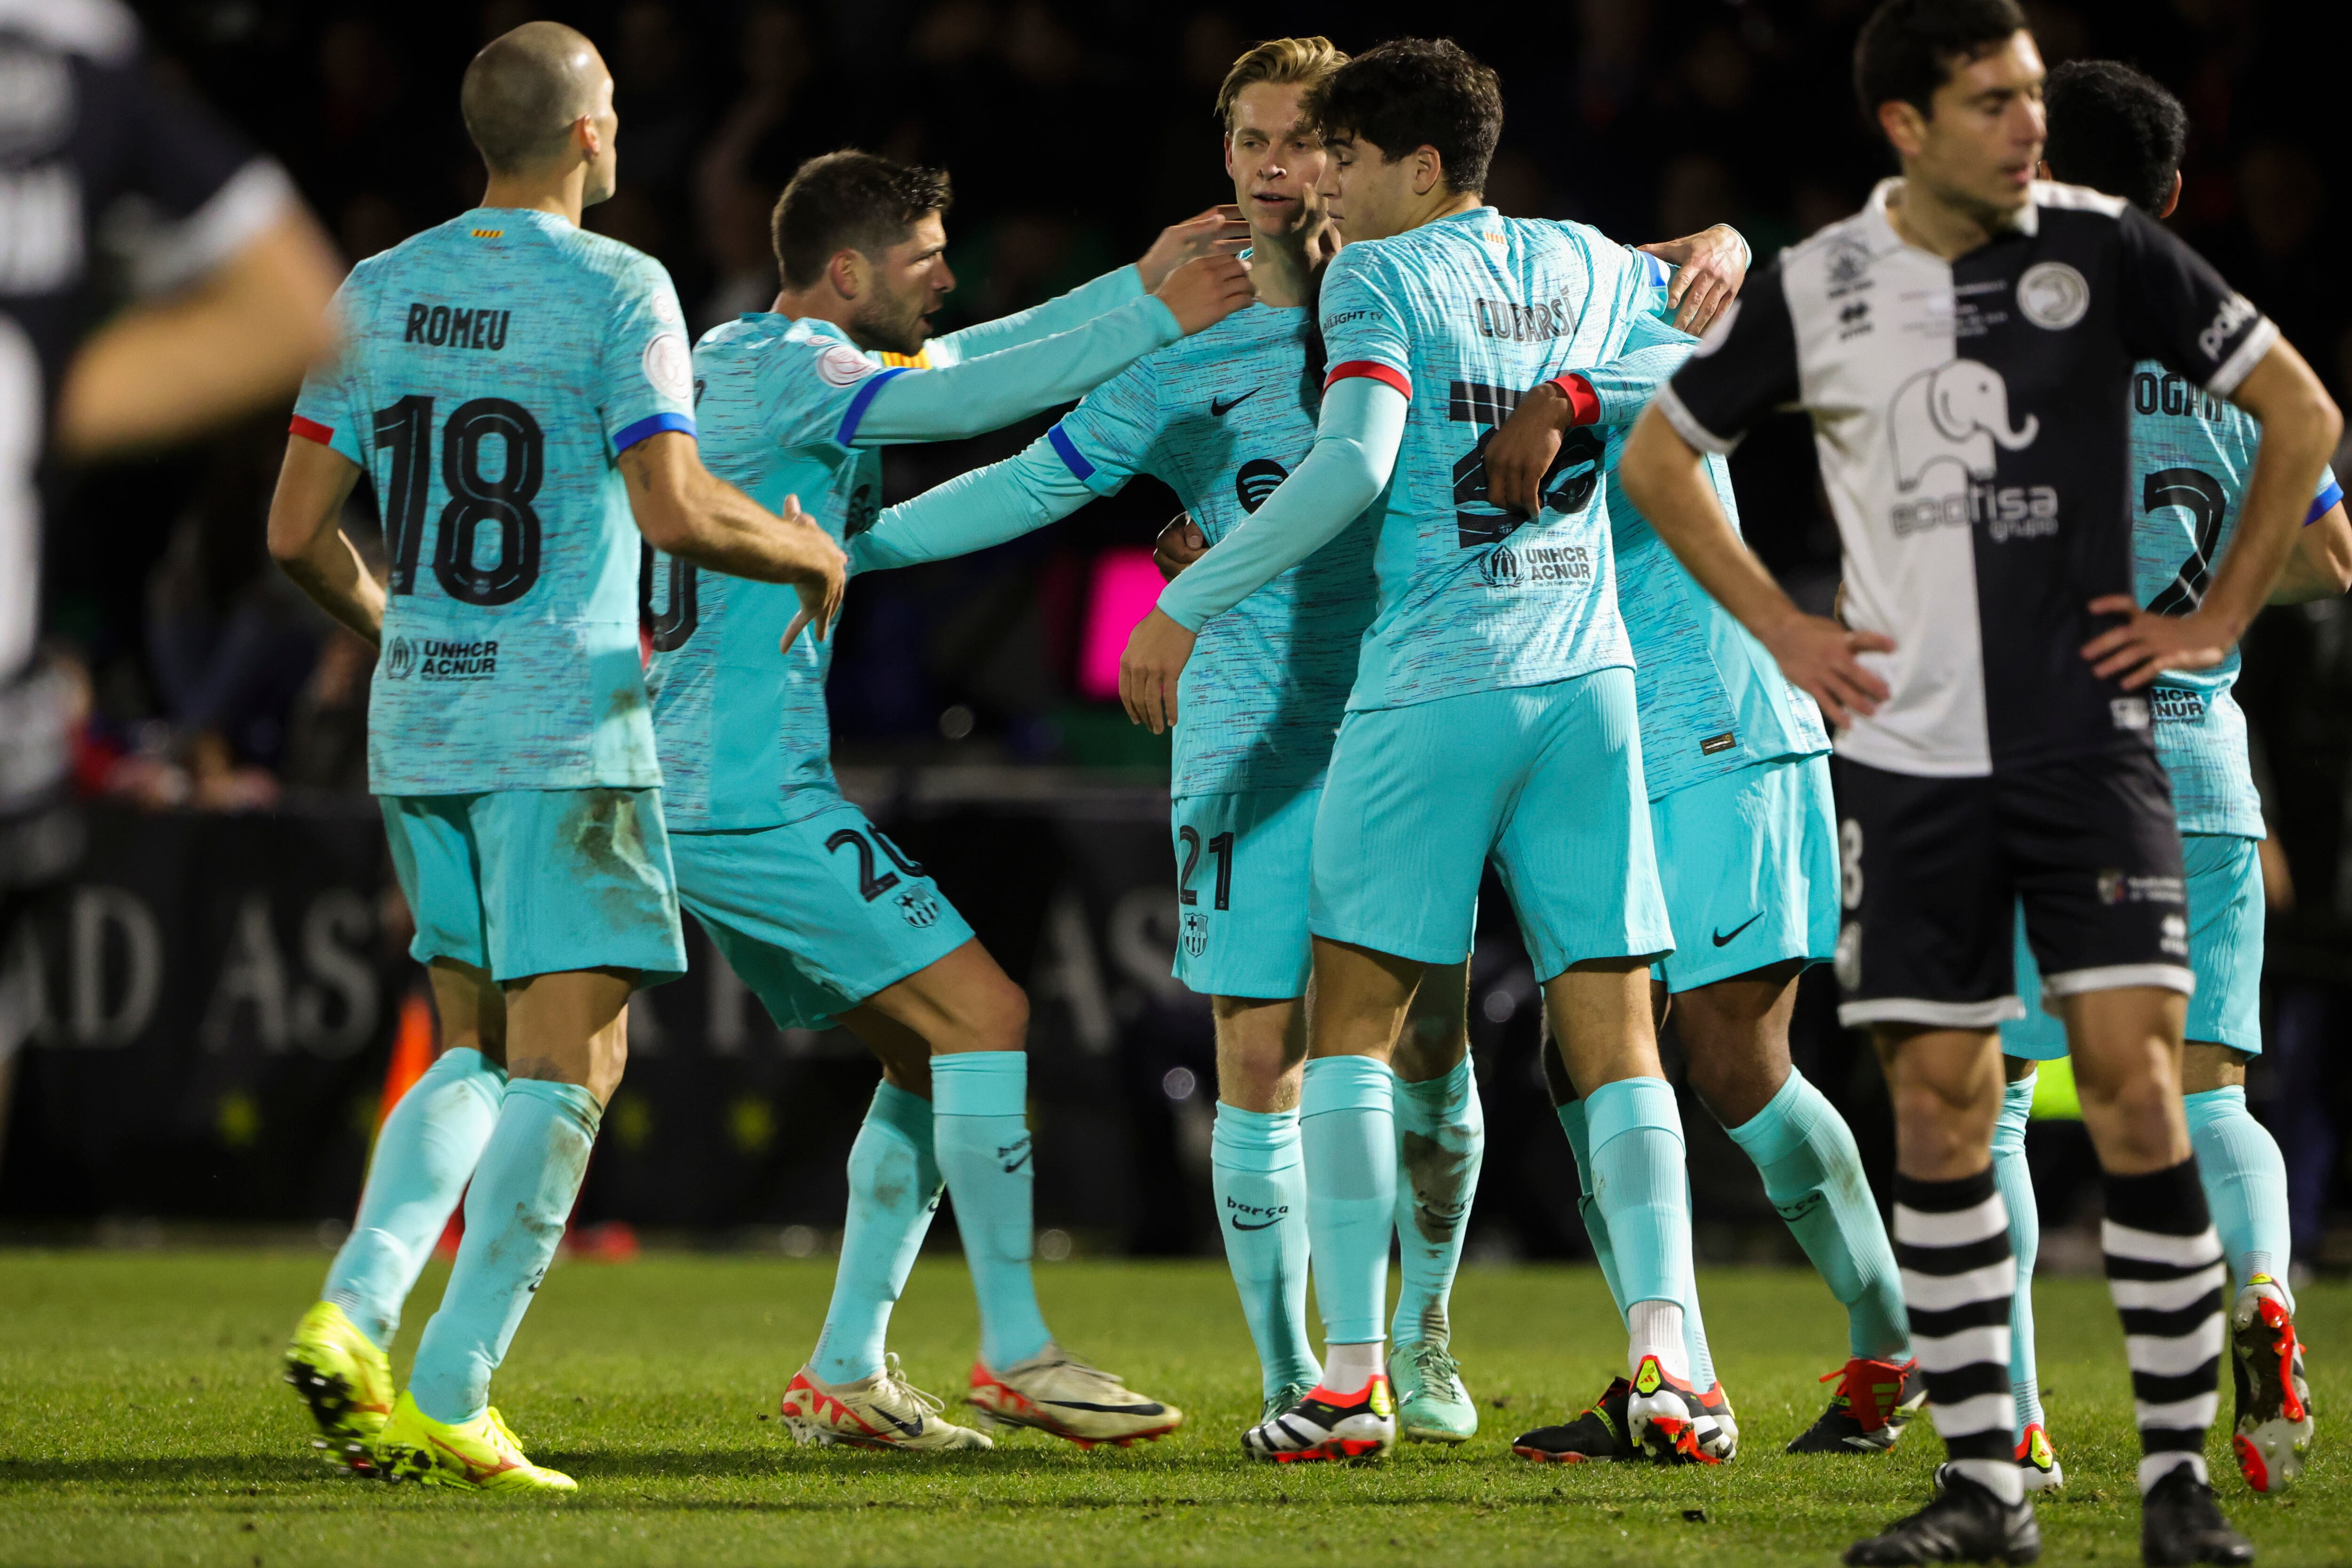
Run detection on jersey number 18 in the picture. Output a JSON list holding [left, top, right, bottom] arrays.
[[374, 395, 546, 606]]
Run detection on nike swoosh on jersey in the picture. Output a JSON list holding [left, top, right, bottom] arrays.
[[1210, 388, 1261, 416], [1711, 912, 1764, 947]]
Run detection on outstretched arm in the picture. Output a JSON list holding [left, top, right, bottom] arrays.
[[927, 207, 1248, 363], [1118, 376, 1407, 731], [850, 436, 1097, 574], [851, 255, 1251, 444]]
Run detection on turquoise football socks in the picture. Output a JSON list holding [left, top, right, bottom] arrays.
[[1584, 1077, 1696, 1317], [813, 1081, 944, 1385], [1391, 1057, 1484, 1347], [1211, 1104, 1321, 1399], [407, 1077, 600, 1424], [2185, 1085, 2293, 1303], [1300, 1054, 1398, 1348], [1991, 1068, 2044, 1437], [932, 1051, 1053, 1370], [1724, 1068, 1910, 1362], [322, 1046, 507, 1353]]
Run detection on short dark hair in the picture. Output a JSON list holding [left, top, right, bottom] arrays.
[[2043, 59, 2187, 216], [1306, 37, 1502, 196], [771, 150, 954, 291], [1853, 0, 2028, 127]]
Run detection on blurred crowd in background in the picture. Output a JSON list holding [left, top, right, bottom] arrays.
[[18, 0, 2352, 1257]]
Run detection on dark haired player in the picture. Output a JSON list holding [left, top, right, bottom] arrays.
[[645, 148, 1254, 1450], [1620, 0, 2340, 1560], [272, 22, 848, 1491], [850, 37, 1753, 1450], [1118, 37, 1719, 1465], [1993, 56, 2346, 1498]]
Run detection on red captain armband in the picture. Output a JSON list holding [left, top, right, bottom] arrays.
[[1546, 374, 1601, 426], [288, 414, 334, 446], [1324, 360, 1411, 399]]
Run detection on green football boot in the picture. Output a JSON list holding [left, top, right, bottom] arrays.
[[282, 1299, 393, 1475], [1389, 1338, 1478, 1444]]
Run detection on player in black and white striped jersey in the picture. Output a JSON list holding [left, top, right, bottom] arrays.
[[1618, 0, 2340, 1562]]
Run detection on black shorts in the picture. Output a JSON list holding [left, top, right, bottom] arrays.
[[1829, 749, 2192, 1029]]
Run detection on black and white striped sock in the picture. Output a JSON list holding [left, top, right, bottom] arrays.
[[2104, 1158, 2225, 1495], [1894, 1169, 2021, 1504]]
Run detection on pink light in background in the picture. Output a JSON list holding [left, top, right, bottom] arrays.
[[1077, 546, 1164, 700]]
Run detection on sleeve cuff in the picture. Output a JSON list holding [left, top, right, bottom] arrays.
[[1653, 382, 1740, 456], [1325, 360, 1411, 399], [614, 410, 696, 452], [1548, 374, 1601, 426], [2207, 315, 2278, 399], [2308, 477, 2344, 525], [1138, 294, 1183, 345], [1155, 579, 1208, 633], [288, 413, 334, 446]]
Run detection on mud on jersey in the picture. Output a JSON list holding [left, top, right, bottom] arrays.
[[291, 208, 696, 794], [1659, 178, 2278, 779], [2128, 363, 2342, 838], [1316, 209, 1666, 710], [1048, 303, 1376, 795]]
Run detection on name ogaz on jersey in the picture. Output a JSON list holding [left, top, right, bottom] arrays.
[[1048, 302, 1377, 796], [1660, 179, 2279, 779], [291, 208, 697, 795], [2129, 364, 2342, 839], [1317, 208, 1661, 711]]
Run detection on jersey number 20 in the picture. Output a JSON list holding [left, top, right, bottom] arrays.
[[374, 395, 545, 606]]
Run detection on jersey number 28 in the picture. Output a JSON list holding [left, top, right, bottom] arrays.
[[374, 395, 545, 607]]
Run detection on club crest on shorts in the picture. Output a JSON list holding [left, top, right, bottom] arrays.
[[2098, 869, 2126, 904], [1181, 910, 1209, 958], [1833, 920, 1862, 990], [894, 888, 940, 928]]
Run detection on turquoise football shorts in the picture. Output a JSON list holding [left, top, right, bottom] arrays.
[[1652, 753, 1840, 993], [1308, 666, 1671, 981], [669, 799, 974, 1032], [381, 787, 687, 983], [2001, 831, 2258, 1061], [1168, 785, 1320, 1001]]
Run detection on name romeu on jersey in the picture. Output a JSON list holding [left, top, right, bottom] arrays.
[[1657, 178, 2281, 779], [291, 208, 698, 794], [644, 266, 1182, 830], [2126, 365, 2342, 838]]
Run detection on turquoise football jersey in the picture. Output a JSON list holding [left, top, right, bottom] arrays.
[[1315, 209, 1664, 710], [645, 315, 895, 829], [2130, 360, 2343, 838], [1606, 437, 1830, 799], [1048, 303, 1378, 795], [290, 207, 696, 794]]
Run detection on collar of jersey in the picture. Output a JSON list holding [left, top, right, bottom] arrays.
[[462, 205, 571, 232]]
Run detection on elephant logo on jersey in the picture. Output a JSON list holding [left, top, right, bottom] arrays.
[[1181, 911, 1209, 958], [894, 888, 940, 929], [1890, 359, 2041, 491]]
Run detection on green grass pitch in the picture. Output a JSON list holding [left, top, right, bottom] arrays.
[[0, 1251, 2339, 1566]]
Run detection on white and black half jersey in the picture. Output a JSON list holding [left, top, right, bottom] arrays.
[[1657, 177, 2278, 779]]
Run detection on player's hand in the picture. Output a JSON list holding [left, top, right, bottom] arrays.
[[1154, 253, 1255, 335], [1486, 382, 1574, 517], [1153, 512, 1207, 580], [779, 492, 847, 644], [1119, 608, 1197, 734], [2078, 594, 2233, 689], [1761, 612, 1893, 729], [1637, 223, 1748, 334], [1135, 205, 1250, 290]]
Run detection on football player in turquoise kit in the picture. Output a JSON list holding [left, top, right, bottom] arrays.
[[268, 24, 846, 1491], [1993, 59, 2352, 1497], [854, 36, 1753, 1449], [1484, 352, 1917, 1464], [646, 149, 1253, 1452], [1117, 38, 1716, 1465]]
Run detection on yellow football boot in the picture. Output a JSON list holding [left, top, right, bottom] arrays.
[[377, 1392, 577, 1493], [282, 1300, 393, 1475]]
